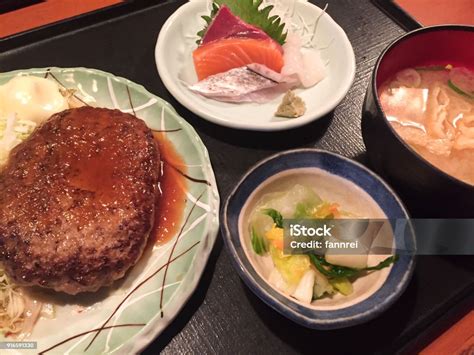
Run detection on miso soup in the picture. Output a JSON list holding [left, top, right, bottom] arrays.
[[379, 66, 474, 185]]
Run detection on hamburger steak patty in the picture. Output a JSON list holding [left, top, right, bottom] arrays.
[[0, 107, 160, 294]]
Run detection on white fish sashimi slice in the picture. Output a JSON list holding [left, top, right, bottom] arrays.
[[188, 67, 275, 96], [218, 80, 298, 103], [247, 63, 300, 85], [188, 65, 299, 103], [282, 33, 326, 88], [281, 34, 304, 77], [207, 85, 296, 104], [300, 50, 326, 88]]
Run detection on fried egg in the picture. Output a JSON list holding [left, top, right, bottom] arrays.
[[0, 76, 68, 123]]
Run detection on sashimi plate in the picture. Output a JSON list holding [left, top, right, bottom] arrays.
[[155, 0, 355, 131], [0, 67, 220, 354]]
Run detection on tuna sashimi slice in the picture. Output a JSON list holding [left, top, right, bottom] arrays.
[[202, 5, 271, 44], [193, 38, 284, 81]]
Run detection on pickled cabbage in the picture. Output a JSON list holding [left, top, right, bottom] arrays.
[[270, 245, 310, 286], [255, 184, 322, 218], [330, 277, 353, 296], [247, 184, 396, 303]]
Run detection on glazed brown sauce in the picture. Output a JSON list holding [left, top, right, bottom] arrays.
[[152, 132, 187, 244]]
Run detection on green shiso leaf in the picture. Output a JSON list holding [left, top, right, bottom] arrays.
[[196, 3, 220, 42], [197, 0, 288, 45]]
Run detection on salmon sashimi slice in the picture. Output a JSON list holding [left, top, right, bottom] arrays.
[[201, 5, 270, 45], [193, 38, 284, 81]]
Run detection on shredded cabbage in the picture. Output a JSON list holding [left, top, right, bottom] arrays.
[[0, 114, 37, 166], [0, 266, 53, 338], [0, 268, 26, 335]]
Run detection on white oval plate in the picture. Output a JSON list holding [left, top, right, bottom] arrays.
[[0, 67, 220, 354], [155, 0, 355, 131]]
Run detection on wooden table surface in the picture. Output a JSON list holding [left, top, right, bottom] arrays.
[[0, 0, 123, 38], [421, 310, 473, 355], [395, 0, 474, 26], [0, 1, 473, 354]]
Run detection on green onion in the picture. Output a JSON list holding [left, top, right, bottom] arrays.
[[414, 65, 448, 72], [448, 80, 474, 99]]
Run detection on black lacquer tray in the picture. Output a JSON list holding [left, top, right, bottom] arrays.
[[0, 0, 472, 354]]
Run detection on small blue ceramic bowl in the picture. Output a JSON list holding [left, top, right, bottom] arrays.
[[221, 149, 416, 329]]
